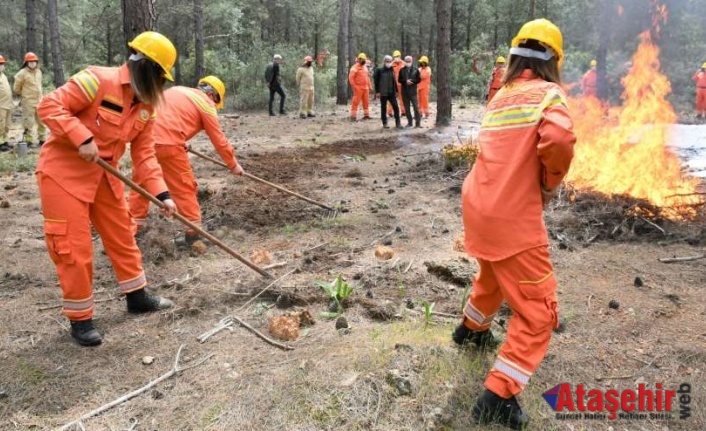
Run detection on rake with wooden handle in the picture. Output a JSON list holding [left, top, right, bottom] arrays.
[[187, 147, 339, 219], [97, 158, 271, 278]]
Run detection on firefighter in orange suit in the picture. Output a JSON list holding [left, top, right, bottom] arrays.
[[486, 56, 506, 104], [417, 56, 432, 118], [693, 62, 706, 118], [129, 76, 244, 246], [36, 31, 178, 347], [349, 53, 371, 121], [581, 59, 597, 98], [452, 19, 575, 430]]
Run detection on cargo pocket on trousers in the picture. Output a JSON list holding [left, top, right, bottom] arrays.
[[518, 272, 558, 330], [44, 220, 75, 264]]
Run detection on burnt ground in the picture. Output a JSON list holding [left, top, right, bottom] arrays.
[[0, 101, 705, 431]]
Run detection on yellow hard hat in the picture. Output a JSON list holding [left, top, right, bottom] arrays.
[[128, 31, 177, 81], [419, 56, 429, 64], [511, 18, 564, 68], [392, 50, 402, 58], [496, 56, 506, 64], [702, 62, 706, 69], [357, 52, 367, 60], [590, 59, 597, 67], [198, 75, 226, 109]]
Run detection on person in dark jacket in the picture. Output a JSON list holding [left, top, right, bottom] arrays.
[[398, 55, 422, 128], [265, 54, 286, 116], [374, 55, 402, 129]]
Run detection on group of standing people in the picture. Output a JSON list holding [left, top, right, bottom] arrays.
[[351, 50, 433, 129], [0, 52, 46, 152]]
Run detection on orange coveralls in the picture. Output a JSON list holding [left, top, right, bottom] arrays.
[[349, 63, 370, 120], [581, 68, 597, 98], [36, 64, 168, 321], [387, 59, 406, 116], [692, 69, 706, 115], [461, 70, 576, 399], [418, 66, 432, 117], [129, 86, 237, 231], [487, 65, 506, 104]]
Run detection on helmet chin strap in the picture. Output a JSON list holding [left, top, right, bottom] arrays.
[[509, 47, 555, 61]]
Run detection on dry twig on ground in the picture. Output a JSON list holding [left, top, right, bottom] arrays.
[[658, 254, 705, 263], [57, 345, 213, 431]]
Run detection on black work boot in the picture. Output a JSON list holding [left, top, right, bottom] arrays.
[[126, 288, 173, 314], [472, 389, 530, 430], [70, 319, 103, 346], [269, 111, 276, 116], [0, 142, 10, 152], [452, 323, 498, 350], [307, 113, 316, 118], [175, 232, 201, 249]]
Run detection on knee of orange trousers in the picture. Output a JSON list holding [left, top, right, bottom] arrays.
[[38, 173, 96, 321]]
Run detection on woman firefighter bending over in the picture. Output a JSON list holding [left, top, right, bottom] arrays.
[[36, 31, 179, 347]]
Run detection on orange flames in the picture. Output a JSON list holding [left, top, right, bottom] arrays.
[[566, 14, 701, 216]]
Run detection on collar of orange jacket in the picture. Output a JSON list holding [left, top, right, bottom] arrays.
[[119, 63, 130, 85]]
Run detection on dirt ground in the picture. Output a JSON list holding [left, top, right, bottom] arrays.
[[1, 100, 705, 431]]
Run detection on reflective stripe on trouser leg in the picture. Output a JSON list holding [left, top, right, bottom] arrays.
[[462, 258, 503, 331], [483, 246, 558, 398], [89, 175, 148, 294], [491, 355, 531, 387], [38, 173, 96, 321]]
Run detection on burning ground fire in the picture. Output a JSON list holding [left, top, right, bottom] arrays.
[[566, 5, 703, 217]]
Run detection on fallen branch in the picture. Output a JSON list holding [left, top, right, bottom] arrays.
[[57, 345, 212, 431], [587, 294, 594, 311], [237, 268, 297, 312], [595, 375, 633, 382], [263, 261, 288, 270], [640, 217, 666, 235], [658, 254, 705, 263], [231, 315, 294, 351], [403, 259, 414, 273], [400, 151, 437, 158]]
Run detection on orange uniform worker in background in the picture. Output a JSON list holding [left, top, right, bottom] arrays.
[[130, 76, 244, 246], [417, 56, 432, 118], [693, 62, 706, 118], [486, 56, 506, 104], [581, 59, 597, 98], [36, 31, 178, 347], [349, 53, 371, 121], [453, 19, 575, 430]]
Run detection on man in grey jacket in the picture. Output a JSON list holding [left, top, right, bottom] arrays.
[[398, 55, 421, 128]]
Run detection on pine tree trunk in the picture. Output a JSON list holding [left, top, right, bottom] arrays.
[[194, 0, 204, 83], [26, 0, 37, 53], [435, 0, 452, 126], [336, 0, 350, 105], [42, 17, 49, 65], [121, 0, 157, 55], [528, 0, 536, 20], [347, 0, 355, 67], [596, 0, 613, 100], [107, 20, 113, 65], [48, 0, 65, 86]]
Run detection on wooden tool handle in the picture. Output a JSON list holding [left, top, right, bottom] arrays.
[[97, 158, 271, 278]]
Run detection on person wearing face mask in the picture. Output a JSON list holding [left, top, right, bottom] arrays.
[[374, 55, 402, 129], [0, 55, 12, 152], [348, 53, 371, 121], [36, 31, 179, 346], [14, 52, 46, 147], [296, 56, 316, 119], [398, 56, 422, 128], [129, 75, 244, 247]]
